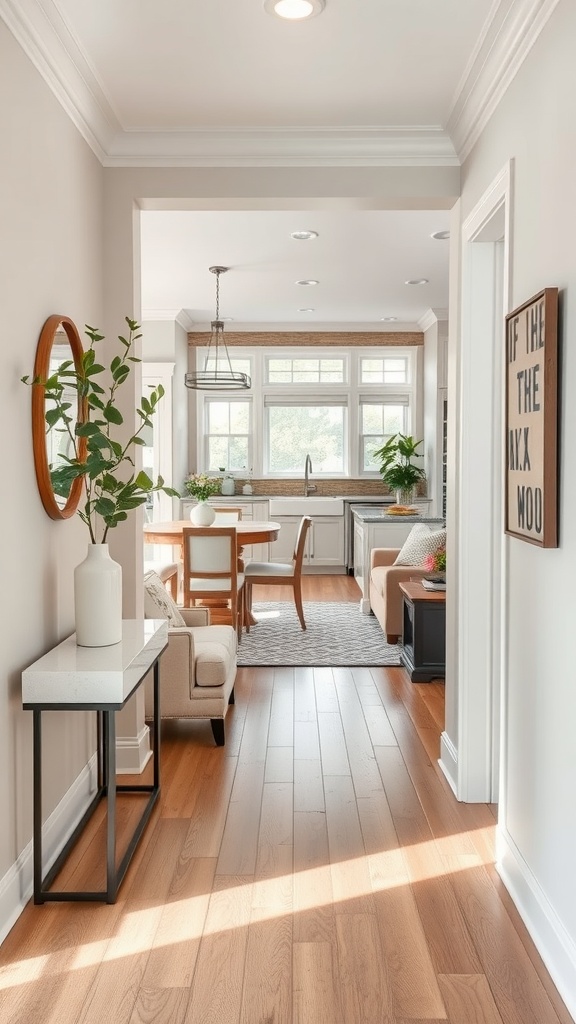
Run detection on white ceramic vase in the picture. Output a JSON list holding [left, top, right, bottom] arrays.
[[396, 487, 415, 506], [74, 543, 122, 647], [190, 501, 216, 526]]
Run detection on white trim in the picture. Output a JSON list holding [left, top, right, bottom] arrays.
[[449, 0, 561, 161], [438, 731, 458, 796], [454, 161, 512, 802], [0, 0, 559, 166], [418, 308, 449, 332], [115, 725, 153, 775], [102, 127, 459, 168], [142, 364, 175, 524], [0, 0, 118, 161], [497, 826, 576, 1022], [0, 755, 98, 943]]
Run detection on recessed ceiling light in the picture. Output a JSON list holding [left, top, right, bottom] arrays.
[[298, 308, 315, 312], [264, 0, 325, 20], [380, 316, 398, 322], [296, 279, 319, 286], [431, 230, 450, 240], [291, 230, 318, 240], [405, 278, 429, 285]]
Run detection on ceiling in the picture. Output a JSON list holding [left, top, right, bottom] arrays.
[[2, 0, 548, 328]]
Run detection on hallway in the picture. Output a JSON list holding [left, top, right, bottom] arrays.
[[0, 624, 570, 1023]]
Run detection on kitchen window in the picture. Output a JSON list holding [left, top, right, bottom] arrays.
[[194, 345, 420, 477], [203, 397, 252, 472]]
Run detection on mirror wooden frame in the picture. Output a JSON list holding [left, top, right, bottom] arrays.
[[32, 314, 87, 520]]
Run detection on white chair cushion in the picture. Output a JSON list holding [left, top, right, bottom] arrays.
[[393, 523, 447, 566], [144, 570, 186, 627], [190, 625, 238, 687], [244, 562, 294, 578], [188, 573, 245, 592]]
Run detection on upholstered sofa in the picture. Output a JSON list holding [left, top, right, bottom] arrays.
[[369, 523, 446, 643], [143, 570, 237, 745], [369, 548, 429, 643]]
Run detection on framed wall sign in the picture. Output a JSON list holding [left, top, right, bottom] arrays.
[[505, 287, 558, 547]]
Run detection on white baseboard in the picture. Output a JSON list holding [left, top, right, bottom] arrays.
[[0, 755, 98, 945], [497, 825, 576, 1022], [0, 726, 151, 943], [439, 730, 458, 796], [116, 724, 152, 775]]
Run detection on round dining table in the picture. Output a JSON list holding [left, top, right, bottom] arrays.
[[143, 519, 281, 625], [143, 519, 281, 551]]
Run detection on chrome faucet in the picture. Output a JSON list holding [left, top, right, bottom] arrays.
[[304, 454, 317, 496]]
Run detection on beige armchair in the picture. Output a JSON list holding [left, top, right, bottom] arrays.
[[144, 572, 237, 745], [369, 548, 428, 643]]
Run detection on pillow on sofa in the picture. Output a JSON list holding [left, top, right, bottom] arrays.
[[393, 523, 447, 566], [144, 570, 186, 627]]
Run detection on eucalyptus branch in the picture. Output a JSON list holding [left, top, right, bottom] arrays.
[[23, 316, 179, 544]]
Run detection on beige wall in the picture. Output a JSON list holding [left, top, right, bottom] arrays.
[[0, 20, 104, 902], [457, 0, 576, 1008]]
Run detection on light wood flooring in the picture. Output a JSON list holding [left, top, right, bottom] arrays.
[[0, 577, 572, 1024]]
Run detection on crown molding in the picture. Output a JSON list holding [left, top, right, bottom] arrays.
[[103, 127, 459, 167], [1, 0, 560, 167], [141, 308, 197, 331], [448, 0, 561, 162], [0, 0, 120, 161], [418, 308, 449, 331], [186, 322, 423, 334]]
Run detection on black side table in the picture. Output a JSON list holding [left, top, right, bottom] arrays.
[[399, 582, 446, 682]]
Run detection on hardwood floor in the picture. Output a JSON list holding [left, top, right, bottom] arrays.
[[0, 577, 571, 1024]]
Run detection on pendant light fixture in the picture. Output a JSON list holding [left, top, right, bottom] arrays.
[[185, 266, 251, 391]]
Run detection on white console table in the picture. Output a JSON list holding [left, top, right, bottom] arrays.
[[22, 619, 168, 904]]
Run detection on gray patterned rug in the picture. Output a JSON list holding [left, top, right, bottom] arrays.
[[237, 601, 402, 667]]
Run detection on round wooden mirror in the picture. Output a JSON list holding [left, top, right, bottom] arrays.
[[32, 314, 86, 520]]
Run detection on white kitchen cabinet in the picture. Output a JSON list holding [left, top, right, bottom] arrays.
[[269, 515, 345, 570]]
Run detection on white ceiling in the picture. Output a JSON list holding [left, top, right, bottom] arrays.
[[140, 208, 451, 328], [1, 0, 553, 328]]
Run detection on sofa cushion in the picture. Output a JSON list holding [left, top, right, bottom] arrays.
[[191, 625, 237, 687], [393, 523, 447, 565], [144, 570, 186, 627]]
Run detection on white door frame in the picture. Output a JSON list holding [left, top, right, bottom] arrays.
[[443, 161, 512, 803], [142, 362, 175, 522]]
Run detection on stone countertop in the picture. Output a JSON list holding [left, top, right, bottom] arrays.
[[352, 505, 444, 524]]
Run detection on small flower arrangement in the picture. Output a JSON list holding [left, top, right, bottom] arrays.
[[183, 472, 220, 502], [424, 546, 446, 574]]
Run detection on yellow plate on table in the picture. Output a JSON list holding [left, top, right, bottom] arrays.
[[385, 506, 419, 516]]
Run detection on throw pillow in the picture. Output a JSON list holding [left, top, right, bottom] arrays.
[[393, 523, 447, 566], [144, 570, 186, 627]]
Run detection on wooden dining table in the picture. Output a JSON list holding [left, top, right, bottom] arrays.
[[143, 519, 281, 552], [143, 519, 281, 626]]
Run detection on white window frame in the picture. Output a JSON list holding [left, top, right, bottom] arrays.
[[194, 345, 420, 479]]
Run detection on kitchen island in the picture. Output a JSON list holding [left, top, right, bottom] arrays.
[[352, 505, 445, 613]]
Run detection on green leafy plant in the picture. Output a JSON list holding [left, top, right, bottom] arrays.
[[372, 433, 425, 493], [183, 473, 221, 502], [22, 318, 179, 543]]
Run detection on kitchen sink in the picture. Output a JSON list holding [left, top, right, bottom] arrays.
[[269, 496, 344, 516]]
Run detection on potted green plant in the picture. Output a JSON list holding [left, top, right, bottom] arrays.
[[23, 317, 179, 646], [372, 433, 425, 505]]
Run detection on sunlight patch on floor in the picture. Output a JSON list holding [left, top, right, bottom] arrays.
[[0, 826, 495, 990]]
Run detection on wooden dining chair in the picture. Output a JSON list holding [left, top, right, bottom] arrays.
[[182, 526, 245, 641], [244, 515, 312, 631], [212, 506, 243, 524]]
